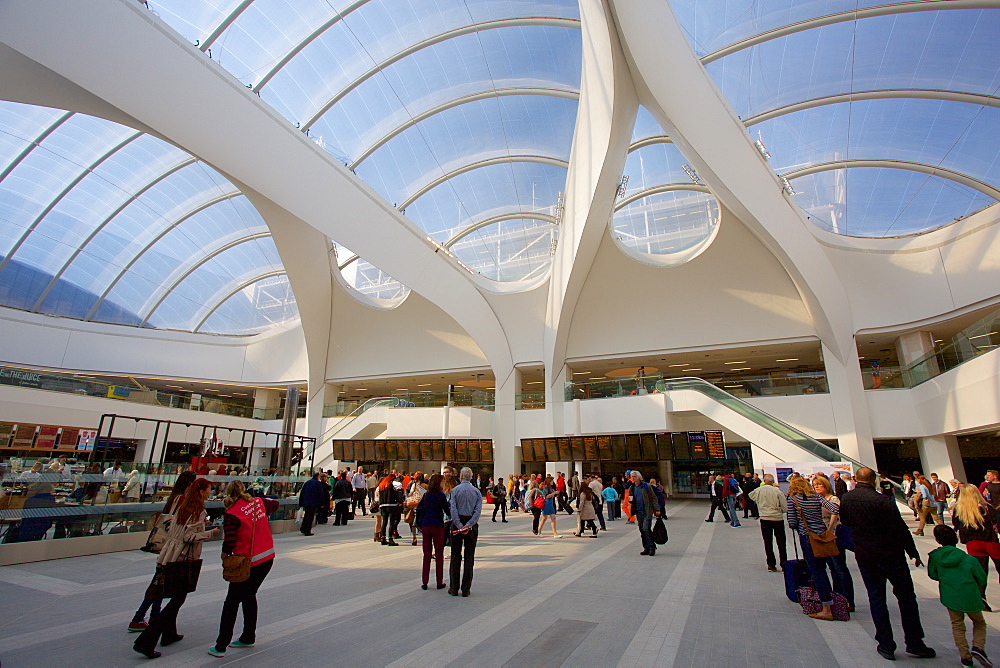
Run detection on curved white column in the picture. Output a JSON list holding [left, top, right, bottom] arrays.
[[609, 0, 875, 462], [542, 0, 638, 436]]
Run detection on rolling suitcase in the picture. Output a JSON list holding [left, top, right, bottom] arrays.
[[783, 536, 813, 602]]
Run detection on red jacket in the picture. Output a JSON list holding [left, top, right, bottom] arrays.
[[225, 497, 276, 567]]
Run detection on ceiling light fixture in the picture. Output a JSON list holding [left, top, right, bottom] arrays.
[[572, 371, 590, 375], [776, 358, 798, 362], [730, 367, 751, 371], [417, 383, 432, 387], [724, 361, 747, 365], [685, 368, 702, 372], [668, 363, 688, 367]]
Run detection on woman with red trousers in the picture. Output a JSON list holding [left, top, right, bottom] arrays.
[[415, 474, 449, 590]]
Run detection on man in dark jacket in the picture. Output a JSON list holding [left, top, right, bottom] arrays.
[[331, 471, 354, 525], [831, 471, 848, 499], [840, 467, 935, 661], [298, 472, 325, 536]]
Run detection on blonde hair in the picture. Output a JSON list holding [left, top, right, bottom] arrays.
[[955, 484, 990, 530], [222, 480, 253, 509], [788, 476, 813, 498], [811, 476, 833, 496]]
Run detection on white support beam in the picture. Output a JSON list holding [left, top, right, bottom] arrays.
[[542, 0, 639, 436], [610, 0, 875, 463]]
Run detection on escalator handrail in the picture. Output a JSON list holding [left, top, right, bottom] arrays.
[[317, 396, 399, 445]]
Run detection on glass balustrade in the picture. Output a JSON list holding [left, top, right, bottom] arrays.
[[565, 371, 828, 401], [866, 310, 1000, 390], [0, 364, 259, 418], [0, 471, 304, 548]]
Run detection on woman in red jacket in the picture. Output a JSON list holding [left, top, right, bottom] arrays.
[[208, 481, 278, 658]]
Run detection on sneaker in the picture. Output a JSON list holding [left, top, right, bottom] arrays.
[[230, 641, 255, 648], [767, 565, 778, 572], [128, 621, 148, 633], [971, 647, 992, 667], [904, 646, 935, 659], [208, 647, 227, 658]]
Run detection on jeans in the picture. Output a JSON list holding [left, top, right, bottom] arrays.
[[949, 608, 987, 661], [725, 496, 741, 526], [759, 519, 787, 569], [132, 596, 162, 623], [421, 526, 445, 586], [933, 500, 947, 521], [214, 559, 273, 651], [492, 502, 506, 521], [798, 533, 834, 605], [608, 498, 622, 520], [450, 518, 478, 593], [606, 499, 617, 520], [856, 556, 925, 653], [828, 549, 855, 607], [636, 512, 654, 551]]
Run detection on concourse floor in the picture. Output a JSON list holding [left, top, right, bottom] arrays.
[[0, 500, 994, 667]]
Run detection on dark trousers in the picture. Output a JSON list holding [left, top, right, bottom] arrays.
[[333, 500, 351, 525], [593, 500, 607, 530], [743, 496, 758, 517], [707, 496, 730, 521], [636, 512, 654, 551], [492, 502, 506, 521], [300, 505, 317, 534], [857, 557, 925, 653], [352, 489, 367, 515], [759, 519, 787, 569], [531, 507, 542, 533], [214, 559, 273, 651], [134, 591, 187, 651], [450, 517, 478, 594], [381, 507, 401, 542], [608, 499, 620, 520], [132, 596, 162, 623], [557, 491, 573, 514], [421, 526, 445, 586], [316, 503, 329, 525]]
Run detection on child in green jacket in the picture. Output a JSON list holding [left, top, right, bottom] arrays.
[[928, 524, 991, 667]]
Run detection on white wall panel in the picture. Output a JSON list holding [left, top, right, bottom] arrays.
[[567, 212, 814, 359]]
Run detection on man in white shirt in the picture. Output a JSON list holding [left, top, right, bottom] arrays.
[[350, 466, 367, 515], [103, 462, 126, 490]]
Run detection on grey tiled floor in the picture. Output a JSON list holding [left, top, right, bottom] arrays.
[[0, 503, 995, 667]]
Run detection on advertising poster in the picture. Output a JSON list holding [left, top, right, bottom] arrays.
[[0, 423, 14, 448], [12, 424, 36, 449], [35, 426, 59, 450], [57, 428, 80, 451]]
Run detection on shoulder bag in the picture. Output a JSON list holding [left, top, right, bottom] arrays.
[[222, 498, 259, 583], [531, 491, 545, 510], [146, 537, 204, 599], [791, 496, 839, 558]]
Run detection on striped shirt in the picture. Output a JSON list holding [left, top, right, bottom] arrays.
[[787, 493, 840, 536]]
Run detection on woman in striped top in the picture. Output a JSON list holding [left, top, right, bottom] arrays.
[[787, 476, 842, 621]]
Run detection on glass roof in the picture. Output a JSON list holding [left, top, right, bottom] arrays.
[[671, 1, 1000, 237], [0, 102, 297, 335], [151, 0, 582, 284], [612, 107, 720, 263]]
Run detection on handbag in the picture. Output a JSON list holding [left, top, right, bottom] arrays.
[[797, 586, 851, 621], [532, 493, 545, 510], [651, 516, 668, 545], [791, 497, 839, 558], [141, 511, 169, 553], [222, 498, 259, 583], [146, 542, 203, 599]]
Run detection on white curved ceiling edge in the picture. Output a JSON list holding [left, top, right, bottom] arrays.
[[0, 0, 513, 372]]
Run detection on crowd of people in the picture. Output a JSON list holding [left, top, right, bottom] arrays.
[[722, 466, 999, 666], [119, 461, 1000, 665]]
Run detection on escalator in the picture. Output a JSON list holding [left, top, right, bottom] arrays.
[[311, 397, 400, 470]]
